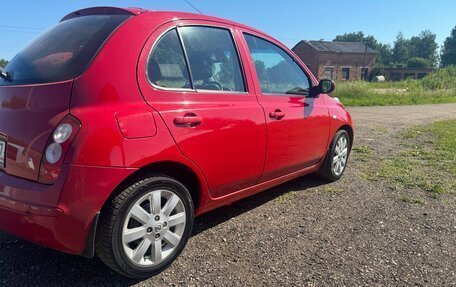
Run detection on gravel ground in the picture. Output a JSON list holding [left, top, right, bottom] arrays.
[[1, 103, 456, 286]]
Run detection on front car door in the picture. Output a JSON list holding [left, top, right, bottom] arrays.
[[137, 22, 266, 198], [239, 31, 330, 181]]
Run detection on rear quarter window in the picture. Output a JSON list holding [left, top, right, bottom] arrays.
[[0, 14, 131, 86]]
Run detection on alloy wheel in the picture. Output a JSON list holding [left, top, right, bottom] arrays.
[[333, 136, 348, 176], [122, 189, 186, 267]]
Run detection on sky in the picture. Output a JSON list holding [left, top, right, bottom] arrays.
[[1, 0, 455, 60]]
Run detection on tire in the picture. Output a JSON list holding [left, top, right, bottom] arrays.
[[95, 174, 194, 279], [316, 130, 351, 181]]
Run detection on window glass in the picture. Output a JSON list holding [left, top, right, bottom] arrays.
[[244, 34, 310, 95], [148, 29, 191, 89], [179, 26, 245, 92], [342, 68, 350, 80], [0, 15, 131, 86], [324, 67, 334, 80]]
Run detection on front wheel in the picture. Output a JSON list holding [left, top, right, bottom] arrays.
[[317, 130, 351, 181], [96, 175, 194, 279]]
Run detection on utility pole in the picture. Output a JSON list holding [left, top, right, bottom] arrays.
[[362, 43, 368, 81]]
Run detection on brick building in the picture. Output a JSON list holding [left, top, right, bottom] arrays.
[[292, 41, 378, 81], [382, 67, 434, 81]]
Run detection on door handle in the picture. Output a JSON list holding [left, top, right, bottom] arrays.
[[269, 109, 285, 119], [174, 113, 202, 127]]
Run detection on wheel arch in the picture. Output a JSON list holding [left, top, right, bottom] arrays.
[[338, 124, 354, 150], [83, 160, 204, 258], [108, 161, 203, 212]]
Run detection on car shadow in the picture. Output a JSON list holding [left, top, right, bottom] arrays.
[[0, 175, 327, 286], [193, 174, 327, 235]]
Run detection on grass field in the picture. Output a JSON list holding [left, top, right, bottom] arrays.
[[364, 119, 456, 196], [333, 66, 456, 106]]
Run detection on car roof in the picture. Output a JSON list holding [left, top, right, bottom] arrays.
[[146, 10, 275, 42], [62, 7, 270, 40]]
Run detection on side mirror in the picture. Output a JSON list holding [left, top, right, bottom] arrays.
[[309, 79, 336, 98], [318, 79, 336, 94]]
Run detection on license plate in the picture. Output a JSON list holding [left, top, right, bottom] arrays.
[[0, 140, 5, 168]]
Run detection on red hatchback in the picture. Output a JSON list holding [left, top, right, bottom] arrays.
[[0, 7, 353, 278]]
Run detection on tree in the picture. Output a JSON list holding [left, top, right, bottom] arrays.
[[392, 32, 410, 67], [407, 57, 431, 68], [333, 30, 438, 69], [334, 32, 380, 51], [0, 59, 8, 68], [409, 30, 438, 67], [391, 31, 438, 68], [333, 32, 393, 67], [441, 25, 456, 67]]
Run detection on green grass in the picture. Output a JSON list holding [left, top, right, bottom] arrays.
[[400, 196, 426, 205], [369, 120, 456, 194], [277, 191, 297, 202], [333, 66, 456, 106], [324, 187, 345, 195], [352, 145, 374, 162]]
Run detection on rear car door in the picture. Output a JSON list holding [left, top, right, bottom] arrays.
[[137, 22, 266, 198], [241, 32, 330, 181]]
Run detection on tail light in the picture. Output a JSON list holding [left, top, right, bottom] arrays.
[[39, 115, 81, 184]]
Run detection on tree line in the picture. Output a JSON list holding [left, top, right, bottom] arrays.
[[334, 25, 456, 69]]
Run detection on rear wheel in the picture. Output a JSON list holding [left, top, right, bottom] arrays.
[[96, 175, 194, 279], [317, 130, 351, 181]]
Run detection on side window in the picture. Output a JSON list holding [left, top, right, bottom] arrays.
[[179, 26, 246, 92], [147, 29, 191, 89], [244, 34, 311, 96], [324, 67, 334, 80]]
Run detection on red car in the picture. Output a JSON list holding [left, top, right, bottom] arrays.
[[0, 7, 353, 278]]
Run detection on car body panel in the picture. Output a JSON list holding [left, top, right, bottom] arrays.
[[0, 81, 72, 181], [0, 164, 136, 254]]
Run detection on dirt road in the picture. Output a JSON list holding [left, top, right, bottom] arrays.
[[2, 103, 456, 286]]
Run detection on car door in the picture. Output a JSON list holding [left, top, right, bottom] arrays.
[[240, 32, 330, 181], [137, 22, 266, 198]]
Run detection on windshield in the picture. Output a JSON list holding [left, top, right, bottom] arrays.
[[0, 14, 131, 86]]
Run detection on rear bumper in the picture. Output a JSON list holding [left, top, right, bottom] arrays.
[[0, 164, 137, 255]]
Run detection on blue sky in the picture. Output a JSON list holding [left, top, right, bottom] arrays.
[[1, 0, 455, 60]]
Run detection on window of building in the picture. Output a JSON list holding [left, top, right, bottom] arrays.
[[342, 68, 350, 81], [244, 33, 311, 96], [324, 67, 334, 80]]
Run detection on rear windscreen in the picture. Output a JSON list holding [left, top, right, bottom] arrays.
[[0, 14, 131, 86]]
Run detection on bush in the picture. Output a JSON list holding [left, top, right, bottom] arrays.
[[420, 65, 456, 90]]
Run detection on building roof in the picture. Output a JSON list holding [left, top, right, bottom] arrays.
[[293, 40, 378, 54]]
